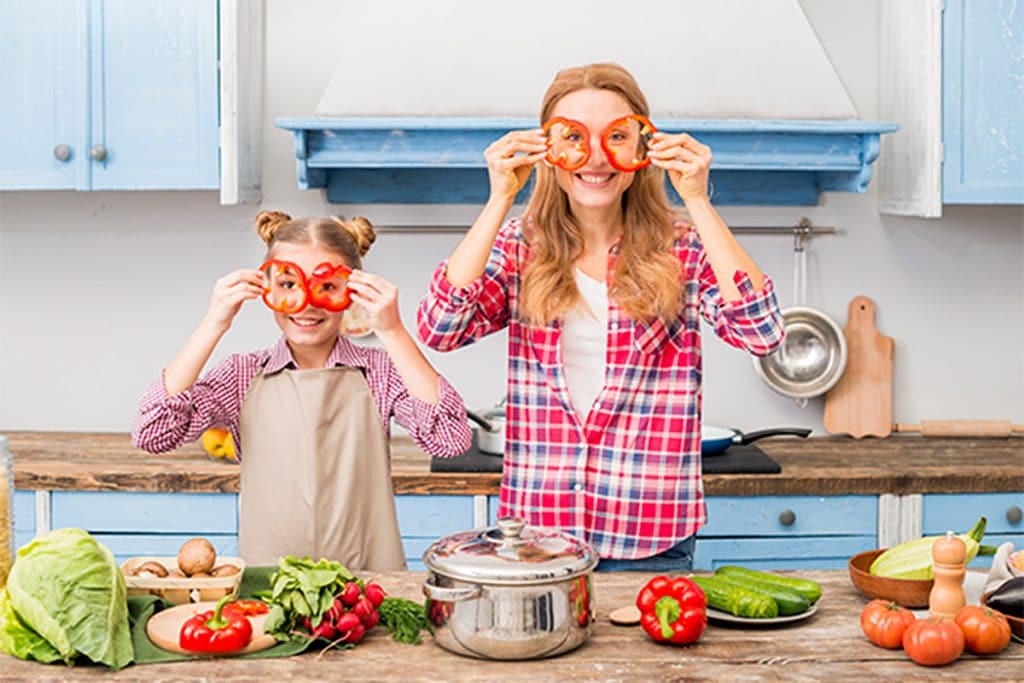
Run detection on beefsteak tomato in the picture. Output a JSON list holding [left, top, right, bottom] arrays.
[[901, 618, 964, 667], [860, 599, 916, 649], [953, 605, 1011, 655]]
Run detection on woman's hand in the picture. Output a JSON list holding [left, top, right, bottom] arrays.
[[203, 269, 264, 332], [648, 132, 713, 203], [346, 271, 403, 336], [484, 129, 548, 202]]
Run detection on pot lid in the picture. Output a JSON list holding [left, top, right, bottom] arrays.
[[423, 518, 598, 585]]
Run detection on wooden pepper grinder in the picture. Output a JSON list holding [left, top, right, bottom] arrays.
[[929, 531, 966, 620]]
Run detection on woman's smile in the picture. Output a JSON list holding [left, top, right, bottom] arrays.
[[288, 314, 325, 329], [575, 171, 616, 188]]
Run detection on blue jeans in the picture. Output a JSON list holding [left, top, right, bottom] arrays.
[[594, 536, 695, 572]]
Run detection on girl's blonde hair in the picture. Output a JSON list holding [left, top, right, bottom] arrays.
[[520, 63, 683, 325], [255, 210, 376, 268]]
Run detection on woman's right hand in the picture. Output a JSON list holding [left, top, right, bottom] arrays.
[[484, 129, 548, 202], [203, 269, 265, 331]]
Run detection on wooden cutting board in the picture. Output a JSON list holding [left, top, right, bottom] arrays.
[[824, 296, 894, 438], [146, 601, 277, 656]]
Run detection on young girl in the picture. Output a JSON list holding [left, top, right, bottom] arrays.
[[133, 211, 471, 570], [417, 64, 785, 571]]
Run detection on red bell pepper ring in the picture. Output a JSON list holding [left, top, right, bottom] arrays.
[[221, 599, 269, 619], [543, 116, 590, 171], [600, 114, 657, 172], [260, 259, 309, 314], [308, 262, 354, 312], [636, 575, 706, 645], [179, 594, 254, 654]]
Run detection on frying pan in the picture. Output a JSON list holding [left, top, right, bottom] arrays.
[[702, 426, 812, 455]]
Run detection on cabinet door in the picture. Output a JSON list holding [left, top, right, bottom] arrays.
[[0, 0, 88, 188], [90, 0, 218, 189], [943, 0, 1024, 203]]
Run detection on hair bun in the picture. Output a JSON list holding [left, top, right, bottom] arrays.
[[337, 216, 376, 257], [255, 210, 292, 245]]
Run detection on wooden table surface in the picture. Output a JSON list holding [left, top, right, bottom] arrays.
[[1, 570, 1020, 682], [4, 430, 1022, 496]]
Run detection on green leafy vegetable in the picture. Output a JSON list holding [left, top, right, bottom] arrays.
[[0, 528, 133, 670], [378, 597, 430, 645], [0, 589, 63, 664], [263, 555, 358, 642]]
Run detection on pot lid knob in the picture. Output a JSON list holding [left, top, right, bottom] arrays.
[[496, 517, 526, 540]]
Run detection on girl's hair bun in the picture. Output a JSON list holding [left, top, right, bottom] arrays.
[[335, 216, 376, 257], [255, 210, 293, 245]]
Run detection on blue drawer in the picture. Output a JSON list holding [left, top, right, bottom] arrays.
[[701, 496, 877, 537], [51, 492, 238, 534], [14, 532, 34, 554], [395, 495, 475, 537], [923, 493, 1024, 535], [91, 533, 238, 565], [13, 490, 34, 532], [693, 535, 877, 571], [401, 537, 435, 572]]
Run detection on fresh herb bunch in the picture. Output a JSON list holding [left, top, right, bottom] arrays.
[[378, 597, 430, 645], [263, 555, 359, 641]]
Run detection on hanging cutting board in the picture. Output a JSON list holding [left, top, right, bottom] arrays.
[[146, 601, 276, 656], [824, 296, 894, 438]]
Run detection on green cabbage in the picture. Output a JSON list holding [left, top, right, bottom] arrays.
[[0, 588, 62, 664], [1, 528, 133, 670]]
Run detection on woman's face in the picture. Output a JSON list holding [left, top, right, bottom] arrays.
[[548, 88, 639, 211], [268, 243, 347, 350]]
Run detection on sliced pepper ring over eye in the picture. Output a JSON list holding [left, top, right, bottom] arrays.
[[542, 116, 591, 172], [260, 259, 310, 314], [308, 262, 354, 312], [601, 114, 657, 172]]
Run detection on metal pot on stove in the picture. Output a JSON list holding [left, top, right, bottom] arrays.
[[422, 517, 599, 660], [466, 398, 506, 456]]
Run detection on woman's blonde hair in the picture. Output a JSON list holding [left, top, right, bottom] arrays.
[[520, 63, 683, 325], [255, 210, 376, 268]]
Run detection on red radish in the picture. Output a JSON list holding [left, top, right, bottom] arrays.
[[352, 596, 375, 622], [363, 582, 386, 607], [312, 619, 336, 640], [334, 611, 361, 634], [301, 616, 314, 633], [361, 608, 380, 630], [343, 624, 366, 644], [340, 581, 362, 607]]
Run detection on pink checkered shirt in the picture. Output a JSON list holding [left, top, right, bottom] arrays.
[[417, 218, 784, 559], [132, 335, 471, 460]]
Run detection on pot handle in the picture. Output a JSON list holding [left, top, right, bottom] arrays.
[[466, 410, 497, 433], [423, 577, 483, 603], [736, 427, 812, 445]]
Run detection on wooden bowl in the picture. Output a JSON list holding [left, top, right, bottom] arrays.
[[981, 591, 1024, 642], [848, 549, 933, 608]]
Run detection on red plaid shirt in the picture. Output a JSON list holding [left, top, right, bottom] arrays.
[[132, 335, 471, 460], [417, 218, 784, 559]]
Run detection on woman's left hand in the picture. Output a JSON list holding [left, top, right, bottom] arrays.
[[346, 271, 402, 336], [647, 132, 712, 203]]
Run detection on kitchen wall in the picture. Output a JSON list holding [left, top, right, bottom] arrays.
[[1, 0, 1021, 433]]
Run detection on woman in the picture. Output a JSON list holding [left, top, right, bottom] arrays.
[[417, 63, 784, 570]]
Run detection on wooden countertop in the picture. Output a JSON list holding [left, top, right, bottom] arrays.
[[4, 430, 1023, 496], [1, 570, 1020, 681]]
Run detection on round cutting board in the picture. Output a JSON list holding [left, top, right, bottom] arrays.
[[146, 601, 277, 656]]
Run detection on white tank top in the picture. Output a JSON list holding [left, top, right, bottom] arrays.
[[561, 269, 608, 421]]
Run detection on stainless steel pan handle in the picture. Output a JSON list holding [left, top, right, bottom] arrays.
[[423, 577, 483, 603]]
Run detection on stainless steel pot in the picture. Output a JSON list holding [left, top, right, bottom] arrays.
[[422, 517, 599, 660], [467, 398, 506, 455]]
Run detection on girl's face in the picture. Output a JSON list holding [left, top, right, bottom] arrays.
[[268, 243, 349, 351], [548, 88, 638, 210]]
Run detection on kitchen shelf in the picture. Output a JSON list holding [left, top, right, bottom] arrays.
[[276, 117, 898, 206]]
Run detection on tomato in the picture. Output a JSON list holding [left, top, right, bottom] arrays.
[[901, 618, 965, 667], [954, 605, 1011, 655], [860, 599, 917, 649]]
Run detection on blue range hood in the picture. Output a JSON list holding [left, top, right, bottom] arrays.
[[276, 117, 898, 206]]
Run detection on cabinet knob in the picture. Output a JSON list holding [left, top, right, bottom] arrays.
[[778, 509, 797, 527], [90, 144, 107, 162], [53, 144, 71, 162], [1008, 506, 1023, 524]]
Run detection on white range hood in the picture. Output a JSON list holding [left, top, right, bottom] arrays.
[[279, 0, 896, 205]]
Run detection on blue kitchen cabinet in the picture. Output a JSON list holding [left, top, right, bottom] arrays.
[[943, 0, 1024, 203], [13, 490, 36, 552], [923, 492, 1024, 568], [0, 0, 218, 190], [395, 495, 475, 571]]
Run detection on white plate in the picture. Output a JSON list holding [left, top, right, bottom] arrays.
[[706, 599, 819, 626]]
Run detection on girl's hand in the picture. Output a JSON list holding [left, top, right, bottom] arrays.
[[346, 271, 403, 336], [484, 129, 548, 202], [203, 269, 264, 331], [648, 132, 713, 203]]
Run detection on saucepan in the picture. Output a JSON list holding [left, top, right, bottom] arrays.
[[467, 398, 507, 456], [702, 425, 812, 455]]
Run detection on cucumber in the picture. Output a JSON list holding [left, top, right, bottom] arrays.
[[714, 566, 822, 604], [691, 576, 779, 619], [710, 574, 810, 615]]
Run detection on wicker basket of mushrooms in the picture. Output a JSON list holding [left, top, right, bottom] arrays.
[[121, 537, 245, 604]]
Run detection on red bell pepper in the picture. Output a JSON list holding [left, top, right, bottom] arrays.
[[309, 262, 353, 312], [600, 114, 657, 172], [221, 599, 269, 619], [179, 595, 254, 654], [543, 116, 590, 171], [260, 259, 310, 314], [636, 575, 706, 645]]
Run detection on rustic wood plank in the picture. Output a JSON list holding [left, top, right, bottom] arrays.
[[3, 431, 1022, 495], [1, 571, 1019, 681]]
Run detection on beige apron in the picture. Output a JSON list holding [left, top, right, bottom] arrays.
[[237, 365, 406, 571]]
